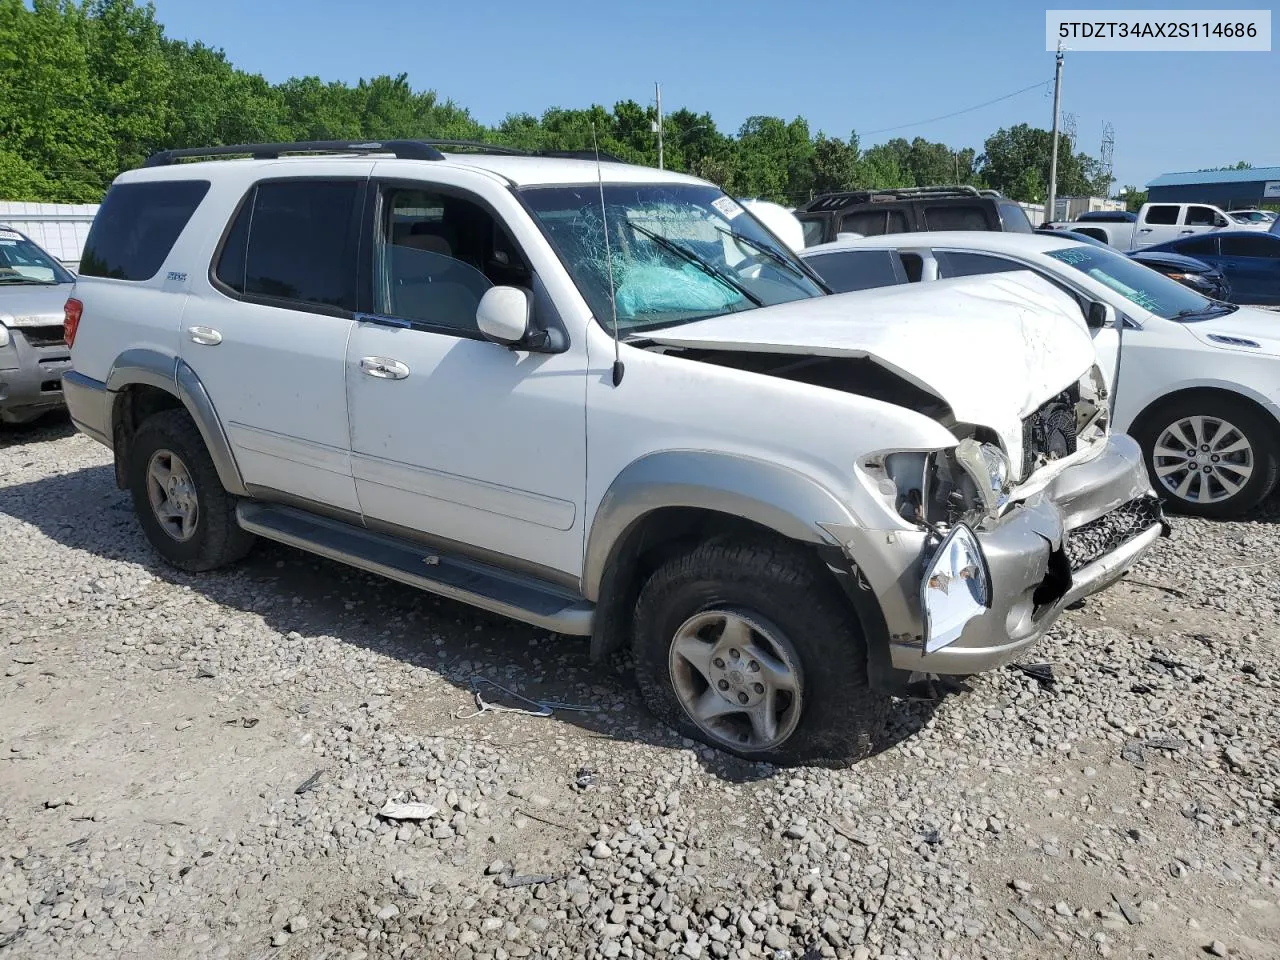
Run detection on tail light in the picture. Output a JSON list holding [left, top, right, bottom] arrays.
[[64, 298, 83, 347]]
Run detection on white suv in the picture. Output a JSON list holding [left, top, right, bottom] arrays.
[[61, 139, 1166, 765]]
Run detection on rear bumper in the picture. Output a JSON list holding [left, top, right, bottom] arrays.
[[0, 330, 71, 415], [62, 370, 112, 446], [830, 434, 1166, 676]]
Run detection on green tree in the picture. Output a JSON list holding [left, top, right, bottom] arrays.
[[978, 123, 1109, 202]]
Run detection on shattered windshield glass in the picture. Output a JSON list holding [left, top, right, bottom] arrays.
[[1045, 244, 1219, 321], [520, 184, 823, 333]]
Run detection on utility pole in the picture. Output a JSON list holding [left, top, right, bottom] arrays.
[[1046, 42, 1064, 224], [654, 81, 664, 170]]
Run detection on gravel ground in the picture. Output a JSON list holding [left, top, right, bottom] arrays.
[[2, 416, 1278, 960]]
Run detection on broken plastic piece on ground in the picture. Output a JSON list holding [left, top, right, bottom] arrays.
[[377, 800, 438, 821], [1009, 906, 1047, 940], [1144, 736, 1184, 752], [224, 717, 258, 728], [1121, 740, 1146, 766], [294, 769, 323, 795], [573, 767, 596, 789], [1009, 662, 1055, 688], [500, 873, 560, 888], [456, 676, 598, 720]]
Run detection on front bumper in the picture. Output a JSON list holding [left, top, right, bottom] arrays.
[[831, 434, 1166, 676], [0, 327, 71, 417]]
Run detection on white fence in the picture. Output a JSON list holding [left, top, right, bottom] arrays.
[[0, 201, 99, 269]]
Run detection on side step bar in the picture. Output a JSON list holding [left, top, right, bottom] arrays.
[[236, 502, 594, 636]]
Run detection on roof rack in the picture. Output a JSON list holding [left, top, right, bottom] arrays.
[[143, 138, 632, 168], [143, 139, 452, 167], [803, 184, 999, 211]]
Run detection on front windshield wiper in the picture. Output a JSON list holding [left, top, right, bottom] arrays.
[[709, 223, 831, 293], [627, 221, 764, 307], [1171, 302, 1239, 320], [0, 276, 58, 285]]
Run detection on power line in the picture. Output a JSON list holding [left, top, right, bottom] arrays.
[[859, 79, 1051, 136]]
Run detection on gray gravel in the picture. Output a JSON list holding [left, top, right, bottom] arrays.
[[1, 416, 1278, 960]]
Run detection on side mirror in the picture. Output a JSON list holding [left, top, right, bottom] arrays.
[[476, 286, 531, 346], [1086, 301, 1115, 330], [1215, 217, 1229, 228]]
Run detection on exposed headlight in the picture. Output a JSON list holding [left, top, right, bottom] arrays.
[[953, 439, 1011, 514], [0, 314, 12, 347]]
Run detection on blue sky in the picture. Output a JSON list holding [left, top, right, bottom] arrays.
[[149, 0, 1278, 191]]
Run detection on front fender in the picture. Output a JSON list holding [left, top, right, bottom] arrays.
[[582, 449, 858, 601]]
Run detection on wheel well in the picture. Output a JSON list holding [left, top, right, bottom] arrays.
[[1130, 387, 1280, 446], [111, 384, 184, 489], [589, 507, 845, 662]]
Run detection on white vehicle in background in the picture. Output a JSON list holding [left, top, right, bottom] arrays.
[[1229, 209, 1277, 225], [801, 231, 1280, 518], [739, 199, 805, 252], [1050, 201, 1268, 250]]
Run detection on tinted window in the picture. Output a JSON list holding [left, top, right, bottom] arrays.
[[934, 251, 1023, 278], [839, 209, 897, 237], [80, 180, 209, 281], [804, 250, 908, 294], [1143, 205, 1179, 225], [1173, 236, 1218, 256], [923, 205, 990, 231], [1220, 235, 1280, 258], [1045, 245, 1220, 321], [1185, 205, 1220, 227], [799, 217, 827, 247], [216, 180, 360, 311], [999, 202, 1033, 232]]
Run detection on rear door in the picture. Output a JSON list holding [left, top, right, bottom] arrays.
[[1135, 204, 1181, 248], [180, 174, 369, 513], [1218, 234, 1280, 304]]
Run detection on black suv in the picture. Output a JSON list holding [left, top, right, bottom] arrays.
[[796, 186, 1034, 246]]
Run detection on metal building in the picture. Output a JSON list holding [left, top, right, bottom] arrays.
[[1145, 166, 1280, 209]]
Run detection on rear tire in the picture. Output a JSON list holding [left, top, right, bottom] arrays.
[[1133, 394, 1279, 519], [128, 409, 255, 571], [632, 537, 888, 767]]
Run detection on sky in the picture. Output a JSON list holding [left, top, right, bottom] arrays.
[[148, 0, 1279, 191]]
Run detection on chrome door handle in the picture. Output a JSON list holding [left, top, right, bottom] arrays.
[[187, 325, 222, 346], [359, 356, 410, 380]]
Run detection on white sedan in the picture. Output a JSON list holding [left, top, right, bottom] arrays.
[[802, 231, 1280, 518]]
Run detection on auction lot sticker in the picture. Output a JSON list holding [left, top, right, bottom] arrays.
[[1046, 9, 1271, 50]]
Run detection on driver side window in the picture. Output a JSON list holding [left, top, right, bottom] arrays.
[[376, 187, 531, 336]]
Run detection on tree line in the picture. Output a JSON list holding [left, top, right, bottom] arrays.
[[2, 0, 1117, 206]]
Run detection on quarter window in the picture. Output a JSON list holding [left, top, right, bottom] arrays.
[[215, 180, 360, 312], [934, 251, 1022, 278], [80, 180, 210, 281]]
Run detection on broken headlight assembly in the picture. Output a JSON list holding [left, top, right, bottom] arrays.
[[866, 439, 1012, 527]]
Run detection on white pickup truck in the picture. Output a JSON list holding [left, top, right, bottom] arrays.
[[1049, 202, 1268, 250]]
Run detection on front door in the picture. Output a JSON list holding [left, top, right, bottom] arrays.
[[181, 175, 369, 513], [343, 175, 587, 579]]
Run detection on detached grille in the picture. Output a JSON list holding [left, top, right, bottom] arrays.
[[1021, 385, 1080, 478], [18, 325, 67, 348], [1065, 497, 1163, 572]]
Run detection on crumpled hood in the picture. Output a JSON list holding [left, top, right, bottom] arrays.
[[646, 272, 1096, 457], [1184, 305, 1280, 356], [0, 284, 73, 326]]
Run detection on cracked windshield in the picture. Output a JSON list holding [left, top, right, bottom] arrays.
[[521, 184, 823, 333]]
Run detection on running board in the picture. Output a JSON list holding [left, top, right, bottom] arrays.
[[236, 502, 594, 636]]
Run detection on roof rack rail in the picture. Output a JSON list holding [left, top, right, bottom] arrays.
[[537, 149, 625, 162], [803, 184, 993, 211], [143, 139, 447, 167], [416, 140, 527, 156]]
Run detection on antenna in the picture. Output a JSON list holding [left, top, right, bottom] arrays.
[[1100, 122, 1116, 192], [592, 123, 624, 387]]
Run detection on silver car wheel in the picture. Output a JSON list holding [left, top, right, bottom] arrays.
[[668, 609, 803, 751], [146, 449, 199, 542], [1152, 415, 1254, 505]]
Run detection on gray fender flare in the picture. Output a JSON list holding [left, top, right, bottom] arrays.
[[106, 348, 247, 496], [582, 450, 858, 602]]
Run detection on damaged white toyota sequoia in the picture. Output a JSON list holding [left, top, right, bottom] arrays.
[[62, 140, 1168, 765]]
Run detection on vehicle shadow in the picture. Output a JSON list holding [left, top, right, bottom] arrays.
[[0, 409, 75, 448], [0, 462, 939, 782]]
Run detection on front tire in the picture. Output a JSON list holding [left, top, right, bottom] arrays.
[[128, 409, 255, 571], [632, 537, 888, 767], [1134, 395, 1279, 519]]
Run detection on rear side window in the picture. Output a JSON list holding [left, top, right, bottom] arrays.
[[798, 216, 827, 247], [80, 180, 209, 281], [839, 208, 908, 237], [935, 251, 1022, 278], [1143, 205, 1179, 225], [999, 202, 1033, 232], [922, 205, 990, 231], [804, 250, 908, 294], [1221, 235, 1280, 258], [214, 180, 360, 313]]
